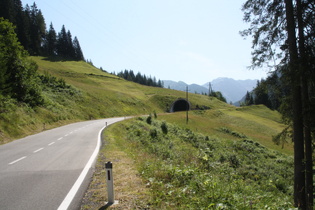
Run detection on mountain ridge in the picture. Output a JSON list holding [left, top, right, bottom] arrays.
[[163, 77, 258, 103]]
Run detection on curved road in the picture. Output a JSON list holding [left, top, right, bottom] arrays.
[[0, 117, 125, 210]]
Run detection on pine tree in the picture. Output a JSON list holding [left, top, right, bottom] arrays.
[[56, 25, 67, 57], [16, 1, 30, 51], [0, 0, 12, 21], [21, 4, 31, 51], [44, 22, 57, 56], [66, 30, 75, 58], [241, 0, 315, 207], [29, 3, 46, 55], [73, 36, 84, 60], [244, 91, 254, 106], [0, 0, 30, 51]]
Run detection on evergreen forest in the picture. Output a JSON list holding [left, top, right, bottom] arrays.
[[0, 0, 84, 60], [116, 69, 164, 88]]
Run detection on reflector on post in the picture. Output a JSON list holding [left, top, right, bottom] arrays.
[[105, 161, 118, 205]]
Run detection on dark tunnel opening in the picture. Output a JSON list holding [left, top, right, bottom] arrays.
[[170, 99, 191, 112]]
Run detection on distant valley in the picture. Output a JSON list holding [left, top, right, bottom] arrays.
[[163, 78, 258, 103]]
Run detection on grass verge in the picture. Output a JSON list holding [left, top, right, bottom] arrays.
[[80, 120, 151, 209], [81, 109, 294, 209]]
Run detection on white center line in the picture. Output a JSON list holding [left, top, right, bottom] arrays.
[[48, 142, 55, 146], [9, 156, 27, 165], [33, 148, 44, 153], [57, 137, 63, 141]]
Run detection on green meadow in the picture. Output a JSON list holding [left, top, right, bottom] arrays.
[[82, 108, 293, 209], [0, 58, 294, 208], [0, 57, 216, 144]]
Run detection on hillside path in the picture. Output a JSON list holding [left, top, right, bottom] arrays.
[[0, 117, 125, 210]]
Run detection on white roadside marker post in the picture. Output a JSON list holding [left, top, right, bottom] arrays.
[[105, 161, 118, 205]]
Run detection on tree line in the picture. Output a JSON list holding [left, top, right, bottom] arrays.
[[0, 0, 84, 60], [243, 71, 289, 111], [241, 0, 315, 208], [115, 70, 164, 88]]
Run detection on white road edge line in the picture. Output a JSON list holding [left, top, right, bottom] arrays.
[[33, 148, 44, 153], [9, 156, 27, 165], [57, 124, 106, 210]]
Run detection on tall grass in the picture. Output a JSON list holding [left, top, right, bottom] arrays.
[[98, 116, 294, 209]]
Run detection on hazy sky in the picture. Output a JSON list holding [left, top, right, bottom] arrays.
[[21, 0, 269, 84]]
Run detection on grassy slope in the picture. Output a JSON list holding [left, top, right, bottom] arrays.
[[0, 56, 222, 144], [1, 57, 292, 154], [81, 106, 293, 209], [0, 57, 295, 208], [159, 106, 292, 155], [34, 57, 226, 117]]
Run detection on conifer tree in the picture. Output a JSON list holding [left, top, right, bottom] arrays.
[[0, 2, 85, 60], [241, 0, 315, 207], [73, 36, 84, 60], [66, 30, 75, 58], [29, 3, 45, 55], [56, 25, 67, 57], [21, 4, 31, 51], [44, 22, 57, 56]]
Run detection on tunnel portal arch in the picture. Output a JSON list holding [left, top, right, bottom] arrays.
[[170, 98, 191, 112]]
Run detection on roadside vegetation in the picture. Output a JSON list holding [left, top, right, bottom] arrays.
[[81, 106, 294, 209]]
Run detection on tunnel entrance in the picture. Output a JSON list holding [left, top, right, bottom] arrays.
[[170, 98, 191, 112]]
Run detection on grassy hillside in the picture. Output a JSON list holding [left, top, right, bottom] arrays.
[[0, 57, 226, 144], [159, 105, 293, 155], [81, 106, 294, 209], [0, 57, 295, 208]]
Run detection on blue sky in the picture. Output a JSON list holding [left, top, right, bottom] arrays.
[[22, 0, 269, 84]]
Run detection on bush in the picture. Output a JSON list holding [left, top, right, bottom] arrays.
[[161, 121, 168, 134], [149, 128, 158, 138], [0, 18, 43, 106], [146, 115, 152, 125]]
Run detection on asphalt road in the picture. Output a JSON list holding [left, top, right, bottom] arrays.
[[0, 117, 125, 210]]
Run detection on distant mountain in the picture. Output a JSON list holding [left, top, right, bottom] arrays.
[[205, 78, 258, 103], [163, 80, 208, 94], [163, 78, 258, 103]]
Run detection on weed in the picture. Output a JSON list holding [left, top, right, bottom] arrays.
[[118, 118, 294, 208]]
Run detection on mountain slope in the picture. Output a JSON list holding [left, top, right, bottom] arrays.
[[206, 77, 257, 103], [163, 80, 208, 94], [0, 57, 228, 143], [163, 78, 257, 103]]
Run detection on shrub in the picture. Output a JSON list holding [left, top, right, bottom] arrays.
[[146, 115, 152, 125], [161, 121, 168, 134], [149, 128, 158, 138]]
